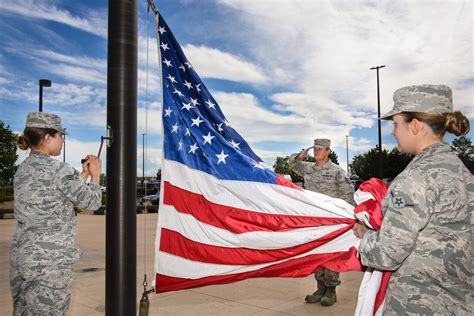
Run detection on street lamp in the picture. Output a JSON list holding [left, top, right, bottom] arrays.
[[63, 128, 67, 163], [370, 65, 385, 178], [142, 133, 146, 191], [39, 79, 52, 112], [346, 135, 349, 175]]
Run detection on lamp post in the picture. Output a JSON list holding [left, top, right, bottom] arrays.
[[63, 128, 67, 163], [38, 79, 52, 112], [142, 133, 146, 190], [346, 135, 349, 175], [370, 65, 385, 178]]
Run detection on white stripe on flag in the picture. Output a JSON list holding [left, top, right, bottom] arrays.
[[163, 159, 354, 218], [159, 204, 350, 249], [155, 229, 359, 279]]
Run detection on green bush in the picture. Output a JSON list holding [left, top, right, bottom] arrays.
[[0, 191, 14, 203]]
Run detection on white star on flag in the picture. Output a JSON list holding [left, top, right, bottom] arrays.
[[167, 74, 177, 83], [205, 99, 216, 109], [160, 42, 169, 51], [190, 98, 200, 106], [191, 116, 204, 127], [163, 58, 172, 67], [229, 139, 240, 150], [188, 143, 198, 154], [164, 107, 173, 117], [216, 150, 229, 164], [184, 128, 191, 136], [173, 88, 184, 97], [181, 102, 194, 111], [184, 81, 193, 90], [171, 123, 179, 133], [202, 132, 215, 145]]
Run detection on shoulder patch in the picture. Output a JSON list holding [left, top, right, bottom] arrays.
[[392, 196, 406, 208]]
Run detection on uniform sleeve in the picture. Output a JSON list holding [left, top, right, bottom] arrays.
[[288, 153, 312, 177], [336, 168, 355, 205], [358, 174, 431, 271], [53, 163, 102, 211]]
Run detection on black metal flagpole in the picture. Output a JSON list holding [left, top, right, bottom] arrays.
[[106, 0, 137, 315]]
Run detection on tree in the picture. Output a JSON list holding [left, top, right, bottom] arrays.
[[0, 121, 18, 187], [451, 136, 474, 174], [350, 147, 413, 181]]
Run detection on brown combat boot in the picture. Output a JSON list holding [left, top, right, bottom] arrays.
[[304, 280, 325, 303], [320, 286, 337, 306]]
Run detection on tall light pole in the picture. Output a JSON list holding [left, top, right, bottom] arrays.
[[370, 65, 385, 178], [38, 79, 52, 112], [142, 133, 146, 190], [345, 135, 349, 175], [63, 128, 67, 163]]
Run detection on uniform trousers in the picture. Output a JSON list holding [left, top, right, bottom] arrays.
[[10, 261, 73, 315], [315, 267, 341, 287]]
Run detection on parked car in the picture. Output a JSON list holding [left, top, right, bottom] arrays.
[[140, 194, 160, 206]]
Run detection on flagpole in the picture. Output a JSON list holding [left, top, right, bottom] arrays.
[[149, 1, 164, 291], [106, 0, 137, 314]]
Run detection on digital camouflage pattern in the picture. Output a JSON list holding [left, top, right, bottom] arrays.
[[289, 153, 355, 205], [380, 84, 453, 119], [25, 112, 68, 134], [10, 151, 101, 315], [359, 142, 473, 315], [313, 138, 330, 148], [289, 153, 355, 287], [10, 263, 73, 315]]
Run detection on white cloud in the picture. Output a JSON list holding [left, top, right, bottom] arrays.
[[183, 44, 268, 84], [0, 0, 107, 38], [218, 0, 473, 125], [348, 137, 374, 152]]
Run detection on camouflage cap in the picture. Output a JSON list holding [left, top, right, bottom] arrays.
[[25, 112, 68, 134], [313, 138, 330, 148], [380, 84, 453, 120]]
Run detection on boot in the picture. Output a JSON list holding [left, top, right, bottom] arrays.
[[304, 280, 325, 303], [320, 286, 337, 306]]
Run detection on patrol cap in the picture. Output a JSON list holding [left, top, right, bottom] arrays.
[[313, 138, 330, 148], [25, 112, 68, 135], [379, 84, 453, 120]]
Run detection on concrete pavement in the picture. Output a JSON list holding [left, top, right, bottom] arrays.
[[0, 214, 363, 315]]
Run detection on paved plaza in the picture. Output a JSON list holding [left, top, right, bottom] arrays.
[[0, 214, 363, 315]]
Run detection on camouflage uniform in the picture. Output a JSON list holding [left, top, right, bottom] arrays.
[[10, 151, 102, 315], [289, 153, 355, 287], [359, 142, 473, 315]]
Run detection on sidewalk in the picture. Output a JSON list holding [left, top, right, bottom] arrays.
[[0, 214, 363, 315]]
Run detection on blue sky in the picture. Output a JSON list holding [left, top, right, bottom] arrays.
[[1, 0, 472, 176]]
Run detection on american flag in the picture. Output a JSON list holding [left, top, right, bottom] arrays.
[[154, 12, 361, 293]]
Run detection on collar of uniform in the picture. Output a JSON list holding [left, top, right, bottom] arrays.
[[314, 159, 331, 170], [407, 142, 450, 167], [30, 150, 49, 158]]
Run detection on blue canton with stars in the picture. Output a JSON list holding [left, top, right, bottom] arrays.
[[157, 14, 276, 183]]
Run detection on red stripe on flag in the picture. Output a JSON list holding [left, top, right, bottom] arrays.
[[276, 174, 302, 190], [155, 247, 362, 293], [163, 181, 354, 233], [159, 224, 354, 265]]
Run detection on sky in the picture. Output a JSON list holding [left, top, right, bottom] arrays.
[[0, 0, 472, 176]]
